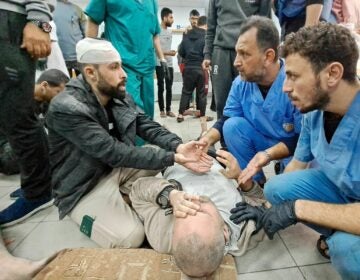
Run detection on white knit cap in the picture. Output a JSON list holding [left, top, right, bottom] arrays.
[[76, 38, 121, 64]]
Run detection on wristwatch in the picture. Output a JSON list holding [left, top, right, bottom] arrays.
[[156, 179, 183, 209], [29, 20, 52, 33]]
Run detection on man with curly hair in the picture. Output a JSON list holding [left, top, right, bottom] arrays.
[[230, 23, 360, 279]]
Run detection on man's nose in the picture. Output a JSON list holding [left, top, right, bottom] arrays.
[[283, 78, 292, 94]]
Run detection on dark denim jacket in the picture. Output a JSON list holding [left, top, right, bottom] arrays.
[[46, 76, 182, 219]]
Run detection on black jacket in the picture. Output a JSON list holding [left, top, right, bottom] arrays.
[[178, 27, 206, 68], [46, 76, 182, 219]]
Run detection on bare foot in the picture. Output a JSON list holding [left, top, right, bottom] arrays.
[[0, 251, 58, 280]]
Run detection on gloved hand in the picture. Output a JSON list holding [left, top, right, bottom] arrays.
[[260, 201, 297, 240], [230, 202, 266, 233], [160, 60, 171, 80]]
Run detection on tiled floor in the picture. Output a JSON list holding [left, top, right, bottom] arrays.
[[0, 98, 341, 279]]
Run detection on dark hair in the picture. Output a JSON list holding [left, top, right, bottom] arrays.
[[161, 7, 172, 20], [197, 16, 207, 27], [239, 16, 280, 60], [189, 9, 200, 17], [283, 23, 359, 83], [36, 69, 69, 86]]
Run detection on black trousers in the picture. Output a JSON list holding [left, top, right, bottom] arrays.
[[179, 67, 207, 116], [0, 10, 51, 199], [211, 47, 238, 119], [155, 66, 174, 112]]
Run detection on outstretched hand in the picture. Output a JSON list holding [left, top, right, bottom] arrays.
[[175, 141, 213, 173], [238, 151, 270, 184], [216, 149, 241, 179], [169, 190, 201, 218]]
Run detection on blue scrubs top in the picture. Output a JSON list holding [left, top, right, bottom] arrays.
[[223, 59, 302, 144], [85, 0, 161, 74], [294, 92, 360, 200]]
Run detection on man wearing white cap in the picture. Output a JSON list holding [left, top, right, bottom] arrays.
[[46, 38, 212, 248]]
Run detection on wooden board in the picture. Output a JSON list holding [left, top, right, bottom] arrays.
[[34, 248, 237, 280]]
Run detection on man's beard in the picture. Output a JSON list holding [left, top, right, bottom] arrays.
[[97, 72, 126, 100], [293, 79, 330, 113], [165, 21, 172, 27], [240, 66, 266, 84]]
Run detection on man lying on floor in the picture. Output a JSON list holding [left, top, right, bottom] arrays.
[[129, 160, 264, 279]]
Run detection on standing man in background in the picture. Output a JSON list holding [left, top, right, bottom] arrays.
[[156, 7, 177, 118], [0, 0, 53, 226], [53, 0, 86, 76], [85, 0, 169, 119], [202, 0, 272, 124]]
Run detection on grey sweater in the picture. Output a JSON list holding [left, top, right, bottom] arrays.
[[204, 0, 271, 59], [0, 0, 52, 21]]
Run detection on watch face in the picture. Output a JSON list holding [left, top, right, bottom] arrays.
[[159, 195, 169, 209], [41, 22, 52, 33]]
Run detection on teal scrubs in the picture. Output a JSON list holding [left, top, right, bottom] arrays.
[[85, 0, 161, 118]]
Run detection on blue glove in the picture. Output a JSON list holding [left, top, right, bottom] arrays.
[[230, 202, 266, 233], [261, 201, 297, 240]]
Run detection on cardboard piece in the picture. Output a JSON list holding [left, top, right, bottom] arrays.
[[34, 248, 237, 280]]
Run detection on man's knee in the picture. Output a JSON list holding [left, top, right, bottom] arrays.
[[90, 219, 145, 249], [223, 117, 251, 142], [264, 174, 291, 205], [327, 232, 360, 278]]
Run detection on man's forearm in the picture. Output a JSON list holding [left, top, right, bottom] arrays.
[[265, 142, 290, 161], [86, 18, 99, 38], [284, 159, 308, 172], [202, 128, 221, 147], [305, 4, 323, 26], [295, 200, 360, 235], [153, 35, 165, 60]]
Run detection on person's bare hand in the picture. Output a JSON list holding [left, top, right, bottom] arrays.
[[238, 151, 269, 184], [169, 190, 201, 218], [197, 137, 211, 153], [168, 50, 177, 56], [176, 141, 209, 162], [21, 23, 51, 59], [216, 149, 241, 179], [176, 151, 213, 173], [202, 59, 211, 71]]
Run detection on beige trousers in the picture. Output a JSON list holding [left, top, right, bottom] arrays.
[[69, 167, 159, 248]]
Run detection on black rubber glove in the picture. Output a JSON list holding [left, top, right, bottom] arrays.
[[261, 201, 297, 240], [160, 60, 171, 80], [230, 202, 266, 233]]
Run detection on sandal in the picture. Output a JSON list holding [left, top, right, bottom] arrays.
[[316, 235, 330, 259]]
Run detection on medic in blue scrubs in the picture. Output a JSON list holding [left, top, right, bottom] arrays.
[[200, 16, 301, 188], [84, 0, 164, 119], [230, 23, 360, 279]]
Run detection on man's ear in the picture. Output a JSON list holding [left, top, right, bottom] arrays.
[[325, 62, 343, 88], [264, 48, 276, 65], [84, 65, 97, 82], [40, 81, 49, 94]]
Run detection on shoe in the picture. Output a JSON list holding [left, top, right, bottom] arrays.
[[166, 111, 176, 117], [160, 111, 166, 118], [0, 194, 53, 227], [9, 187, 23, 200], [317, 235, 330, 259], [177, 115, 184, 123]]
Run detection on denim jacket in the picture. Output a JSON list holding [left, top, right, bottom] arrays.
[[46, 76, 182, 219]]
